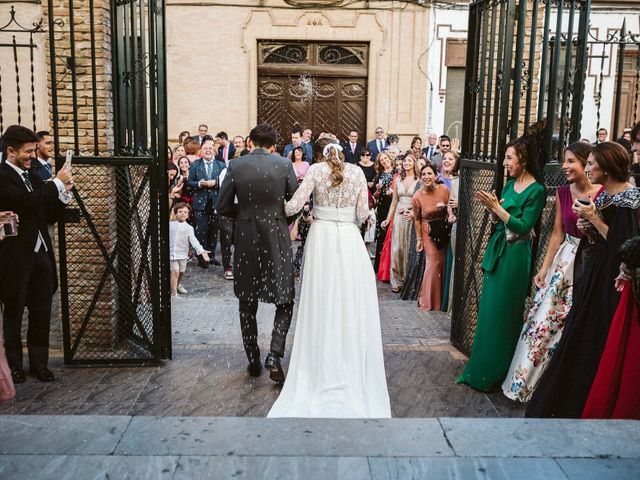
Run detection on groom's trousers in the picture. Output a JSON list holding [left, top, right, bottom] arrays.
[[239, 300, 294, 363]]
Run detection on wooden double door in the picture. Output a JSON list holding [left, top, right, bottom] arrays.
[[257, 42, 369, 152], [258, 75, 367, 151]]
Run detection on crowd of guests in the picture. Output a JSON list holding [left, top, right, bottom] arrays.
[[457, 121, 640, 420], [166, 123, 463, 314]]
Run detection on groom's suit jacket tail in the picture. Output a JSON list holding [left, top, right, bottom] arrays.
[[217, 148, 298, 305]]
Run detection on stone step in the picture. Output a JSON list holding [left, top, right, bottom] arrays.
[[0, 416, 638, 479]]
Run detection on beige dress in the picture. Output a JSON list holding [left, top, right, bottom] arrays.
[[390, 177, 415, 290]]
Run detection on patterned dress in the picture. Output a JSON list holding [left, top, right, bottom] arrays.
[[502, 185, 601, 402], [526, 187, 640, 417]]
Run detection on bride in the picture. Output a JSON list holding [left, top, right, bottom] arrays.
[[267, 139, 391, 419]]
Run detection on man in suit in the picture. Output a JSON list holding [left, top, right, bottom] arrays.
[[215, 131, 236, 165], [429, 135, 452, 171], [217, 123, 298, 383], [302, 128, 313, 145], [188, 138, 225, 266], [367, 126, 387, 161], [192, 124, 209, 146], [422, 132, 439, 162], [30, 131, 55, 181], [282, 128, 313, 163], [341, 130, 362, 164], [0, 125, 72, 383]]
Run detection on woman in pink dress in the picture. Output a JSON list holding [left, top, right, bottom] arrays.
[[0, 211, 16, 403], [292, 146, 311, 181]]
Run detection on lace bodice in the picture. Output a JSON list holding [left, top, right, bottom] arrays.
[[285, 162, 370, 224]]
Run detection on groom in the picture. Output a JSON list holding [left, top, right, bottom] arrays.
[[217, 123, 299, 382]]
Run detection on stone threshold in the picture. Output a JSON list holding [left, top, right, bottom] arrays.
[[0, 416, 638, 479]]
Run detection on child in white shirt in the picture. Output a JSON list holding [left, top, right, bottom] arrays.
[[169, 202, 209, 296]]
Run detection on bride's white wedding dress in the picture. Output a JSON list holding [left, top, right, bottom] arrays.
[[267, 161, 391, 418]]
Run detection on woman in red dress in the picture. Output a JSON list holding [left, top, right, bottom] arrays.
[[582, 235, 640, 419]]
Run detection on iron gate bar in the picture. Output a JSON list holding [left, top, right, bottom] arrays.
[[544, 0, 564, 162], [67, 0, 80, 152], [558, 0, 577, 151], [510, 0, 528, 140], [88, 0, 99, 155], [612, 20, 627, 140], [483, 1, 497, 160], [28, 33, 36, 131], [496, 0, 516, 189], [151, 0, 171, 360], [476, 0, 488, 158], [538, 0, 552, 121], [490, 0, 507, 162], [524, 0, 539, 130], [11, 36, 22, 126], [462, 0, 480, 158], [569, 0, 590, 144]]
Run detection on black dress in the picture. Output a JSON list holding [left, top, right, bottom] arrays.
[[400, 181, 424, 300], [373, 171, 394, 272], [526, 188, 640, 418]]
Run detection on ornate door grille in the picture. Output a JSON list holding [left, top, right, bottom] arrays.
[[257, 41, 368, 150]]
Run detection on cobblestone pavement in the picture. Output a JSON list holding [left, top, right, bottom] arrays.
[[2, 249, 525, 418]]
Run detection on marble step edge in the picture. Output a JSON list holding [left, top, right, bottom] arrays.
[[1, 416, 638, 459]]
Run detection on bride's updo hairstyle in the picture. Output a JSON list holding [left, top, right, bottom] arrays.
[[314, 136, 345, 187], [325, 143, 345, 187]]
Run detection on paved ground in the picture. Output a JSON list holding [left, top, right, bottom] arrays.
[[1, 255, 524, 418], [1, 415, 638, 479]]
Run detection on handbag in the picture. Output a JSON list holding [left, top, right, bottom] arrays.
[[428, 218, 452, 250]]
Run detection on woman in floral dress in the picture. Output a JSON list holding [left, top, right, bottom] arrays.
[[502, 142, 601, 402]]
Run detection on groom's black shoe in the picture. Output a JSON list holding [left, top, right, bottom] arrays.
[[247, 361, 262, 377], [265, 353, 285, 383]]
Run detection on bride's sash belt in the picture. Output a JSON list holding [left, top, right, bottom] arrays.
[[313, 206, 356, 224]]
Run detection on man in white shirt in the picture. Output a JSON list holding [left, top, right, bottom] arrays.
[[0, 125, 73, 383], [169, 203, 209, 296], [302, 128, 313, 145], [31, 130, 55, 181], [193, 124, 209, 145], [341, 130, 362, 164], [422, 132, 439, 161], [367, 126, 387, 161]]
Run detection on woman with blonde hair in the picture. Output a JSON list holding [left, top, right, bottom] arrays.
[[372, 152, 395, 272], [268, 140, 391, 419]]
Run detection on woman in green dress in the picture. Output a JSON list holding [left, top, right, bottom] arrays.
[[457, 129, 546, 392]]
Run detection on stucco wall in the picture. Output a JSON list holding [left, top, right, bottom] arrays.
[[165, 1, 431, 145]]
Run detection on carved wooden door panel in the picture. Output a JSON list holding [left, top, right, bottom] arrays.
[[258, 75, 367, 153]]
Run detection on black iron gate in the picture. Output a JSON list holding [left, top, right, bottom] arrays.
[[452, 0, 591, 354], [47, 0, 170, 365]]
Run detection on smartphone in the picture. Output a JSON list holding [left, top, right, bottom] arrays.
[[577, 198, 591, 206], [0, 214, 18, 237], [65, 149, 73, 169]]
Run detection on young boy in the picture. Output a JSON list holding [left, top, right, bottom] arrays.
[[169, 202, 209, 296]]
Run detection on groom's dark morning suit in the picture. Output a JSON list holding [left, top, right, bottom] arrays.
[[0, 161, 67, 372], [217, 148, 298, 365]]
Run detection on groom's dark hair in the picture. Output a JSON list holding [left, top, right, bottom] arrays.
[[249, 123, 277, 148]]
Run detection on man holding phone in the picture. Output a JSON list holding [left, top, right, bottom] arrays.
[[0, 125, 73, 384]]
